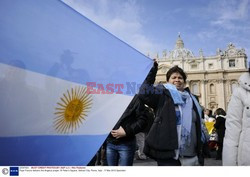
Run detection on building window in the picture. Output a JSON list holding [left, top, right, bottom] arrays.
[[229, 59, 235, 67], [191, 64, 197, 69], [210, 83, 215, 94], [208, 63, 214, 69], [191, 83, 199, 95]]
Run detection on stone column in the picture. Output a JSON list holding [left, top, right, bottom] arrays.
[[216, 79, 226, 110], [200, 80, 207, 107]]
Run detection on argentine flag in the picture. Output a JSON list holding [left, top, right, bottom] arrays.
[[0, 0, 152, 165]]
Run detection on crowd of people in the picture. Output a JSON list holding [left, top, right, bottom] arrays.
[[88, 60, 250, 166]]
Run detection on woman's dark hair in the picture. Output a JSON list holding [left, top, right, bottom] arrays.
[[166, 65, 187, 83], [214, 108, 226, 116], [205, 109, 213, 117]]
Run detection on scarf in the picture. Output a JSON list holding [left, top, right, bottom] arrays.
[[164, 83, 193, 150]]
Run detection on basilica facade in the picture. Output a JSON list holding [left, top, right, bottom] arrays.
[[155, 35, 248, 112]]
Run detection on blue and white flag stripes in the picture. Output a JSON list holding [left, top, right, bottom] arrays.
[[0, 0, 152, 165]]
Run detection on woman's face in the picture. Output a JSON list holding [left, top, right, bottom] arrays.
[[168, 72, 185, 91], [205, 109, 210, 115]]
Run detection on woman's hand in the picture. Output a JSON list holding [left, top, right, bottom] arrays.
[[111, 126, 126, 139], [153, 58, 158, 67]]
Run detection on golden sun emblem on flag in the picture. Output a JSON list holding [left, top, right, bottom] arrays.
[[54, 87, 92, 134]]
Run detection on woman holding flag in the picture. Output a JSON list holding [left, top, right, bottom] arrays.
[[139, 60, 206, 166]]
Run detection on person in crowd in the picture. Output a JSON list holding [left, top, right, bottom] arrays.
[[204, 109, 213, 122], [135, 132, 147, 160], [95, 141, 107, 166], [213, 108, 226, 160], [139, 60, 206, 166], [200, 107, 211, 158], [135, 105, 155, 160], [205, 109, 216, 122], [223, 65, 250, 166], [106, 94, 151, 166], [87, 141, 107, 166]]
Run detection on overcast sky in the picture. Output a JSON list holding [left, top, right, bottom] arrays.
[[62, 0, 250, 61]]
